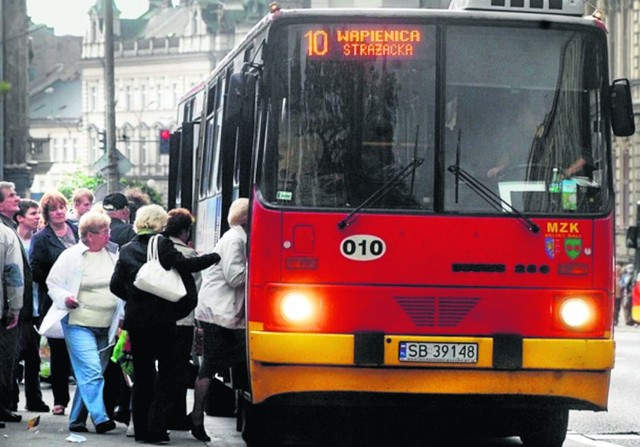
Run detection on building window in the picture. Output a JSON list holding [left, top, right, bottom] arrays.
[[90, 87, 98, 111], [63, 138, 69, 162], [141, 137, 147, 173], [72, 138, 78, 161], [156, 84, 163, 109], [141, 85, 147, 110], [126, 86, 132, 111]]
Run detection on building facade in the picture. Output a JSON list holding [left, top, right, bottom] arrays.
[[602, 1, 640, 263], [1, 0, 32, 195], [28, 0, 448, 201]]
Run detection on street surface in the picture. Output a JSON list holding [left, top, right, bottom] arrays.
[[2, 325, 639, 446]]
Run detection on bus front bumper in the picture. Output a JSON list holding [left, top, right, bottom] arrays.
[[248, 330, 614, 410]]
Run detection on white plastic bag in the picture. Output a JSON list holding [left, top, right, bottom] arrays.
[[133, 235, 186, 302], [37, 306, 68, 339]]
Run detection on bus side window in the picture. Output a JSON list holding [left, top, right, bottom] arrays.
[[200, 85, 216, 198]]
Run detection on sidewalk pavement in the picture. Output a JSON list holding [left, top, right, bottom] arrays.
[[1, 384, 245, 446]]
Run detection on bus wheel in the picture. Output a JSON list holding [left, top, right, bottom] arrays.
[[519, 408, 568, 447], [241, 401, 284, 447]]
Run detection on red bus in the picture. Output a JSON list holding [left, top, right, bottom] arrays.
[[169, 2, 635, 446]]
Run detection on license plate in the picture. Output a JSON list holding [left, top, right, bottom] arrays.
[[399, 341, 478, 363]]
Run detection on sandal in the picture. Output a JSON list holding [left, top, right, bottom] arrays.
[[52, 405, 65, 416]]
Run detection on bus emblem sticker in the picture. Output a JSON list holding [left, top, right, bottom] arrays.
[[340, 235, 386, 261], [545, 237, 555, 259], [564, 237, 582, 260]]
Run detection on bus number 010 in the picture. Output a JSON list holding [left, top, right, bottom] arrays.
[[340, 235, 386, 261], [305, 30, 329, 56]]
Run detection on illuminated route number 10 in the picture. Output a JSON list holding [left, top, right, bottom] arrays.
[[305, 30, 329, 56]]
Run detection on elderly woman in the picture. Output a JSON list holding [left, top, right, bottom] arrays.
[[189, 198, 249, 442], [162, 208, 202, 431], [46, 211, 123, 434], [110, 204, 220, 444], [30, 190, 79, 416]]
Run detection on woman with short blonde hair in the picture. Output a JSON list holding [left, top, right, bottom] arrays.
[[134, 204, 168, 234], [46, 210, 121, 434], [110, 204, 221, 444], [189, 197, 249, 442], [79, 212, 111, 243]]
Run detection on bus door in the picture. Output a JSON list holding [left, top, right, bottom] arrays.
[[168, 124, 196, 212]]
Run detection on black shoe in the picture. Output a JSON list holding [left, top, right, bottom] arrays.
[[96, 419, 116, 434], [168, 415, 191, 431], [190, 424, 211, 442], [70, 426, 89, 433], [0, 422, 5, 429], [26, 402, 50, 412], [0, 408, 21, 423], [143, 431, 170, 444], [113, 410, 130, 425]]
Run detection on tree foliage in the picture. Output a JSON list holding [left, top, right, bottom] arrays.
[[58, 171, 105, 200], [57, 169, 164, 206]]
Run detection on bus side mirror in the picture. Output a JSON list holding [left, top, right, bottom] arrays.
[[226, 73, 246, 126], [626, 226, 638, 249], [610, 78, 635, 137]]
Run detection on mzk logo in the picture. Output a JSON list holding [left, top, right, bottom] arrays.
[[564, 238, 582, 260]]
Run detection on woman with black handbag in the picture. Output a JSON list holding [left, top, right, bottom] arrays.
[[109, 204, 220, 444]]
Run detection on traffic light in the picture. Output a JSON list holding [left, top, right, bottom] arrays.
[[159, 129, 171, 154], [98, 130, 106, 152]]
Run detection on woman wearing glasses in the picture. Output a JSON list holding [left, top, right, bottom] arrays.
[[46, 211, 124, 434]]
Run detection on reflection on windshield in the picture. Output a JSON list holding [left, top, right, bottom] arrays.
[[444, 27, 608, 215], [265, 24, 436, 211]]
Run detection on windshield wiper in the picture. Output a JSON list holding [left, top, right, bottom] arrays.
[[447, 165, 540, 234], [337, 157, 424, 230]]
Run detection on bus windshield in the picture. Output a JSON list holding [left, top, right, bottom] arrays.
[[262, 22, 610, 215]]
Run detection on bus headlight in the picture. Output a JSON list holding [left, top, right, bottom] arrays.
[[281, 292, 315, 323], [558, 297, 595, 329]]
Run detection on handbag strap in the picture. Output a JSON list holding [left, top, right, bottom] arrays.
[[147, 234, 159, 262]]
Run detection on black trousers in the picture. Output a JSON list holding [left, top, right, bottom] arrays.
[[48, 337, 71, 407], [170, 325, 194, 425], [129, 323, 177, 441], [12, 320, 45, 409], [103, 356, 131, 419], [0, 324, 20, 411]]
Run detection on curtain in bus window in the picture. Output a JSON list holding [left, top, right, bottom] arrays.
[[444, 26, 609, 215], [264, 24, 437, 211]]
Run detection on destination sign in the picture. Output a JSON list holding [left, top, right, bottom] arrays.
[[304, 27, 423, 58]]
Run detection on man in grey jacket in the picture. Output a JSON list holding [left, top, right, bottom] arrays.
[[0, 220, 25, 425]]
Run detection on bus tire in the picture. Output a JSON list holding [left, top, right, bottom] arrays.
[[519, 408, 569, 447], [240, 401, 284, 447]]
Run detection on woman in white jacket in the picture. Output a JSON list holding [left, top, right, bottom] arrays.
[[189, 198, 248, 442], [46, 211, 124, 434]]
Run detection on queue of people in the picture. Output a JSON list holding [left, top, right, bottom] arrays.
[[0, 184, 247, 444]]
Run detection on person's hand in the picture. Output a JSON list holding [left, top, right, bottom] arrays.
[[487, 166, 504, 178], [6, 312, 19, 330], [65, 296, 80, 309]]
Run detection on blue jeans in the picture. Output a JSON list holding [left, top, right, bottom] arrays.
[[62, 317, 110, 428]]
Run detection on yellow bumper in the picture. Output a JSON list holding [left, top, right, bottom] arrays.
[[248, 329, 614, 408]]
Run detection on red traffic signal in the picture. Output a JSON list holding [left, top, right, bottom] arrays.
[[159, 128, 171, 154]]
